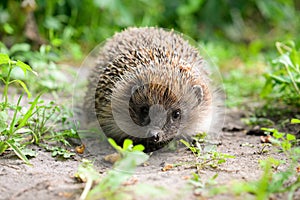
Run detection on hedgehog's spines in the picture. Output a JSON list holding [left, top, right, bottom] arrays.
[[84, 27, 222, 151]]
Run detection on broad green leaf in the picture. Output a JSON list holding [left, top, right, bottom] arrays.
[[0, 54, 10, 65], [21, 148, 38, 157], [16, 60, 32, 75], [9, 43, 30, 55], [132, 144, 145, 151], [108, 138, 122, 152], [123, 138, 133, 150], [3, 23, 13, 34], [291, 118, 300, 124], [286, 134, 296, 141], [273, 131, 284, 139]]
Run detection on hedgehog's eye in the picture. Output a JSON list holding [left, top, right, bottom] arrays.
[[140, 105, 149, 118], [172, 109, 181, 120]]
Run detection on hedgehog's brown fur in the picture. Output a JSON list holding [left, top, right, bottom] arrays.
[[84, 27, 223, 152]]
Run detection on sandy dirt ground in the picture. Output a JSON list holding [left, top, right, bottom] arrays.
[[1, 107, 299, 200], [1, 64, 299, 200]]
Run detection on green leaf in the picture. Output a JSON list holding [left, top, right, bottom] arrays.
[[180, 139, 191, 148], [0, 141, 8, 155], [281, 140, 291, 151], [286, 134, 296, 141], [290, 48, 300, 69], [273, 131, 284, 139], [217, 158, 226, 164], [269, 74, 289, 84], [21, 148, 38, 157], [260, 78, 274, 98], [291, 118, 300, 124], [3, 23, 14, 34], [9, 43, 30, 55], [16, 60, 32, 75], [9, 80, 32, 98], [108, 138, 122, 152], [0, 54, 10, 65], [123, 139, 133, 150], [132, 144, 145, 151], [6, 140, 31, 165], [52, 150, 58, 157], [44, 16, 62, 30]]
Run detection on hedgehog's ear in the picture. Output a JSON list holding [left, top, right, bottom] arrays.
[[192, 85, 203, 105]]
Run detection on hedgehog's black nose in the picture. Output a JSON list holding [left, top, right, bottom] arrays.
[[147, 129, 163, 142]]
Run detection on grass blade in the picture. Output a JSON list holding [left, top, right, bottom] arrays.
[[16, 94, 42, 130], [6, 140, 31, 165]]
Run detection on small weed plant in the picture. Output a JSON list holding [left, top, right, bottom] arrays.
[[188, 172, 219, 196], [211, 119, 300, 200], [0, 53, 38, 164], [0, 53, 78, 164], [177, 134, 235, 197], [76, 138, 152, 200], [261, 41, 300, 107], [0, 42, 71, 93], [179, 134, 235, 172]]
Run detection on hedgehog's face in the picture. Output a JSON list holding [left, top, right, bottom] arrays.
[[128, 83, 195, 144], [110, 67, 206, 151]]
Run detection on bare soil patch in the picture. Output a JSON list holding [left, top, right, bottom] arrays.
[[1, 107, 299, 200]]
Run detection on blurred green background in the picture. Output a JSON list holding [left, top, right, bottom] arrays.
[[1, 0, 299, 55], [1, 0, 299, 108]]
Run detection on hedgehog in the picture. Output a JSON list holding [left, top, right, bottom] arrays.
[[84, 27, 223, 152]]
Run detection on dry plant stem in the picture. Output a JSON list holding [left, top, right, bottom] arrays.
[[79, 178, 93, 200]]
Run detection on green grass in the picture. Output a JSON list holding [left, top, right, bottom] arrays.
[[0, 42, 74, 94], [0, 53, 78, 164], [210, 119, 300, 199], [0, 54, 38, 164], [201, 40, 267, 108], [261, 41, 300, 107]]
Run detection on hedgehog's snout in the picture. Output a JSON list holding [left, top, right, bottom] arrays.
[[147, 129, 163, 142], [146, 104, 167, 142]]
